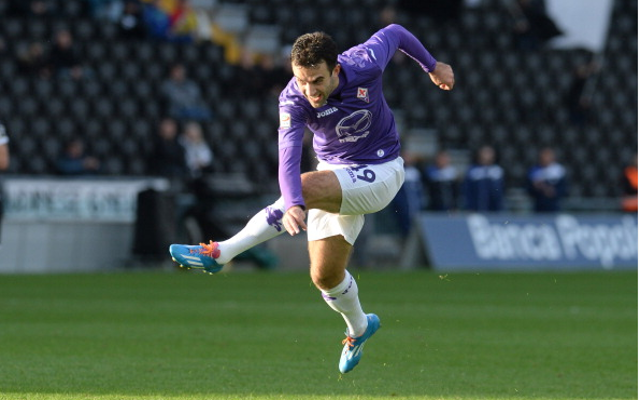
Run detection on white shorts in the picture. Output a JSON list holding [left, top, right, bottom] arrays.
[[307, 157, 405, 245]]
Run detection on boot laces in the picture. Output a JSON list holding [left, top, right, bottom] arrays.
[[191, 240, 220, 259], [342, 335, 356, 349]]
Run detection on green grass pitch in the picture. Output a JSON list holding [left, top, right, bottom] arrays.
[[0, 269, 636, 400]]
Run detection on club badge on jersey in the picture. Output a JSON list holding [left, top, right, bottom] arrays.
[[357, 87, 369, 103]]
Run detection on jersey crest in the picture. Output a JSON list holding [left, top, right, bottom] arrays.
[[357, 87, 370, 103]]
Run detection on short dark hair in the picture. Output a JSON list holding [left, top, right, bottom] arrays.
[[290, 32, 338, 72]]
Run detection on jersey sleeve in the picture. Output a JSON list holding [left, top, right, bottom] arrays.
[[366, 24, 437, 73], [278, 104, 307, 211]]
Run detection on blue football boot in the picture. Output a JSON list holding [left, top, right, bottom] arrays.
[[169, 240, 223, 274], [339, 313, 381, 373]]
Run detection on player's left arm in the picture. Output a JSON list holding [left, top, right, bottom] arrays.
[[428, 61, 455, 91], [375, 24, 455, 90]]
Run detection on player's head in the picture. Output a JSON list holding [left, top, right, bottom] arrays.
[[291, 32, 340, 108], [291, 32, 338, 71]]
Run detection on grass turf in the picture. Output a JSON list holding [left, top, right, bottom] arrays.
[[0, 270, 636, 400]]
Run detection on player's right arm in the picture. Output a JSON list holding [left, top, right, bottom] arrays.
[[277, 98, 310, 235], [278, 108, 306, 209]]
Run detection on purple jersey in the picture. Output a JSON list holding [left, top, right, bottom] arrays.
[[278, 24, 437, 210]]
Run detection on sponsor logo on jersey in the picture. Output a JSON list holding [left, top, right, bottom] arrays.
[[335, 110, 372, 143], [357, 87, 369, 103], [279, 112, 291, 129], [317, 107, 338, 119]]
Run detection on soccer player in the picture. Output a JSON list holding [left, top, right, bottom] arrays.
[[0, 121, 10, 246], [170, 24, 454, 373]]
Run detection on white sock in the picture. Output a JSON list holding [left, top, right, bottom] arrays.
[[214, 197, 287, 264], [321, 270, 368, 337]]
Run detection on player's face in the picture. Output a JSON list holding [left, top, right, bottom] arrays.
[[292, 61, 340, 108]]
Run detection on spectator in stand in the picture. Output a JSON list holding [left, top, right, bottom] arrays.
[[17, 41, 51, 79], [509, 0, 563, 51], [161, 63, 213, 122], [230, 49, 264, 97], [179, 121, 213, 178], [423, 149, 460, 212], [56, 138, 101, 175], [143, 0, 171, 41], [378, 5, 397, 29], [0, 121, 10, 247], [621, 153, 637, 213], [48, 28, 86, 80], [168, 0, 198, 43], [259, 53, 291, 97], [397, 0, 463, 24], [148, 117, 188, 179], [526, 147, 567, 212], [0, 36, 7, 58], [463, 145, 504, 212], [117, 0, 147, 40], [392, 151, 426, 238], [231, 50, 289, 98], [566, 58, 599, 126], [8, 0, 57, 16], [85, 0, 124, 21]]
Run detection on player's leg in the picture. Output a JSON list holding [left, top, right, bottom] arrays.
[[308, 158, 405, 373], [307, 212, 380, 374], [169, 196, 288, 271], [309, 234, 368, 336], [170, 169, 343, 272], [301, 169, 342, 213], [170, 158, 404, 274], [213, 196, 287, 264]]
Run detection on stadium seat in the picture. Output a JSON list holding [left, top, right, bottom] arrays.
[[83, 118, 103, 140], [3, 18, 23, 39], [56, 80, 79, 99], [74, 19, 96, 41], [96, 61, 118, 81], [17, 97, 39, 118], [83, 41, 108, 65], [68, 98, 90, 120], [7, 77, 28, 96], [93, 98, 115, 119], [0, 97, 13, 116], [27, 155, 50, 175], [79, 80, 103, 99], [45, 97, 66, 118], [0, 0, 633, 196], [216, 100, 236, 121], [95, 21, 118, 41], [103, 157, 125, 175], [42, 136, 63, 162], [121, 63, 142, 81]]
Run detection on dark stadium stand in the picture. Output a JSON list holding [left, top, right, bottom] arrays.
[[0, 0, 636, 204]]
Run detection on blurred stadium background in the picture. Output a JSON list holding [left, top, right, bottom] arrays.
[[0, 0, 636, 272]]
